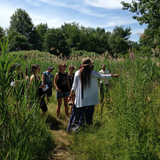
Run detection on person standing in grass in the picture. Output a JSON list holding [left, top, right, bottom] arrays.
[[42, 66, 54, 103], [13, 63, 25, 99], [68, 65, 75, 115], [67, 58, 119, 132], [99, 64, 110, 93], [30, 64, 47, 116], [54, 62, 71, 120], [99, 64, 110, 102]]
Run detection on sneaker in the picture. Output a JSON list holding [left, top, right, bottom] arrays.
[[72, 126, 79, 132]]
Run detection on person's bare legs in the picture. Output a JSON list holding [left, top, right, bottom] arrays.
[[63, 96, 69, 117], [56, 98, 62, 118]]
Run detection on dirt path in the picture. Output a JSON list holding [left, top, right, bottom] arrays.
[[47, 118, 75, 160]]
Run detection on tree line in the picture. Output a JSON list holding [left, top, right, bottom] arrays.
[[0, 8, 138, 57], [1, 0, 160, 57]]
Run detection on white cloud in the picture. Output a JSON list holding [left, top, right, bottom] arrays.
[[131, 28, 145, 35], [0, 5, 16, 29], [38, 0, 106, 17], [83, 0, 133, 9], [26, 0, 40, 6], [30, 13, 64, 28]]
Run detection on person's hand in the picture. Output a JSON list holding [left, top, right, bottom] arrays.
[[57, 89, 62, 93], [113, 74, 119, 78], [41, 84, 46, 88], [68, 95, 72, 102]]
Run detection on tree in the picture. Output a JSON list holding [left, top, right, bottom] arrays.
[[121, 0, 160, 29], [108, 26, 132, 56], [61, 22, 81, 50], [0, 26, 4, 51], [138, 27, 160, 56], [9, 31, 30, 51], [44, 28, 71, 57], [8, 8, 34, 51], [35, 23, 48, 51]]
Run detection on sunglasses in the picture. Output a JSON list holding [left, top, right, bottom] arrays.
[[62, 66, 67, 67]]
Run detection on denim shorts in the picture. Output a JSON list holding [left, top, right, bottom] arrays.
[[56, 91, 70, 98]]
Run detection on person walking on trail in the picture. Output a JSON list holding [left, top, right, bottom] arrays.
[[30, 64, 48, 116], [67, 58, 119, 132], [68, 65, 75, 115], [42, 66, 54, 103], [54, 62, 71, 120]]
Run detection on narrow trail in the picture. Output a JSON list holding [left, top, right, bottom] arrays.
[[47, 115, 75, 160]]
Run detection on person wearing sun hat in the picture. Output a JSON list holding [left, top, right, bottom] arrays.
[[42, 66, 54, 103], [67, 57, 119, 132]]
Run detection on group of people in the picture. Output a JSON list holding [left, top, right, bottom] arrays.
[[10, 58, 119, 132]]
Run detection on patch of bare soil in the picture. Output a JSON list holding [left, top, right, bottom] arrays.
[[47, 119, 75, 160]]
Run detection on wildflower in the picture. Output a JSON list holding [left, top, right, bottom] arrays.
[[130, 52, 135, 60]]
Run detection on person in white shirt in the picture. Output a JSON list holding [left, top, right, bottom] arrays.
[[67, 58, 119, 132], [99, 64, 109, 92]]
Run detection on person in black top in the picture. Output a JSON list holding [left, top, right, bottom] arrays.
[[68, 65, 75, 115], [30, 64, 47, 116], [54, 62, 71, 120]]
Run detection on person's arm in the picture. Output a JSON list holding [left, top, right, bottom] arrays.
[[42, 73, 45, 85], [52, 75, 54, 88], [29, 75, 35, 86], [68, 89, 75, 101], [54, 73, 61, 92], [92, 70, 119, 79], [67, 76, 71, 91], [92, 70, 111, 79], [68, 71, 79, 100]]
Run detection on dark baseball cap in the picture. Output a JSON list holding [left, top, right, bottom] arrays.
[[48, 66, 54, 69]]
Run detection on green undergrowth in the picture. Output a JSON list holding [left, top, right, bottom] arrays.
[[69, 57, 160, 160], [0, 38, 56, 160], [1, 37, 160, 159]]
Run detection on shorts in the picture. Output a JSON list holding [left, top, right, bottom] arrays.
[[56, 91, 70, 99], [45, 86, 52, 97], [100, 83, 109, 92]]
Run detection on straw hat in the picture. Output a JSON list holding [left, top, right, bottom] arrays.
[[82, 58, 94, 66]]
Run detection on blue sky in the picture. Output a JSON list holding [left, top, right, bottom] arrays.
[[0, 0, 147, 42]]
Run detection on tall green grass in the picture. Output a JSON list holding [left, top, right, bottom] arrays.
[[2, 41, 160, 159], [0, 37, 55, 160], [70, 55, 160, 159]]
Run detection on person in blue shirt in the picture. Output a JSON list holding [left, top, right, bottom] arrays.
[[42, 66, 54, 103]]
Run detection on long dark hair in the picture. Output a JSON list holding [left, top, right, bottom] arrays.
[[31, 64, 39, 75], [79, 65, 91, 89]]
